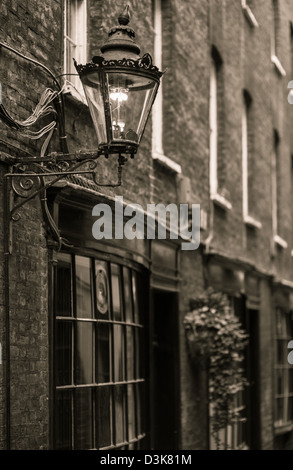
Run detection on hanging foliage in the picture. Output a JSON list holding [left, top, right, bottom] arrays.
[[184, 288, 249, 448]]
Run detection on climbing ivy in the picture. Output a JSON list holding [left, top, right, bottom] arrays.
[[184, 288, 249, 449]]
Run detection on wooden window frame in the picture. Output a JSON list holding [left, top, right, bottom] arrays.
[[274, 307, 293, 432], [53, 253, 147, 450], [64, 0, 87, 100]]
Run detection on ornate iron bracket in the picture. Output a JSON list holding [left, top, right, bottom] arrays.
[[4, 150, 128, 253]]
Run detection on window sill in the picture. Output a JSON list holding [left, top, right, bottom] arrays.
[[241, 2, 259, 28], [274, 234, 288, 249], [211, 193, 232, 211], [244, 215, 262, 229], [279, 278, 293, 289], [274, 422, 293, 435], [271, 55, 286, 77], [152, 151, 182, 174], [62, 83, 88, 107]]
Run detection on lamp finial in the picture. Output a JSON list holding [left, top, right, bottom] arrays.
[[118, 5, 130, 26]]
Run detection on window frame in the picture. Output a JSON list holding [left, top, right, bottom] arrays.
[[53, 252, 148, 450], [209, 393, 248, 450], [64, 0, 88, 101], [274, 307, 293, 431], [151, 0, 181, 174], [209, 296, 249, 450], [209, 48, 232, 211], [272, 130, 288, 250], [242, 91, 262, 230], [271, 0, 286, 77], [241, 0, 259, 28]]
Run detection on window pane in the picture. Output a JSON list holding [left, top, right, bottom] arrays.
[[75, 389, 93, 450], [96, 386, 112, 449], [75, 256, 93, 319], [226, 424, 232, 449], [55, 390, 72, 450], [237, 411, 246, 449], [123, 267, 133, 323], [65, 0, 86, 92], [113, 325, 125, 382], [286, 313, 293, 338], [276, 397, 284, 424], [111, 264, 122, 321], [276, 308, 283, 336], [289, 312, 293, 337], [66, 39, 77, 76], [132, 271, 140, 324], [95, 261, 110, 319], [128, 384, 136, 441], [276, 368, 284, 395], [288, 397, 293, 423], [66, 0, 76, 42], [277, 340, 285, 365], [136, 328, 144, 379], [56, 255, 72, 316], [96, 323, 111, 383], [136, 383, 142, 436], [56, 321, 72, 386], [114, 385, 126, 445], [75, 322, 93, 384], [280, 310, 287, 337], [289, 370, 293, 394], [126, 326, 135, 381]]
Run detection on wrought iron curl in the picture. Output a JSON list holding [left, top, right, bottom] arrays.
[[11, 173, 42, 198], [88, 160, 98, 171], [55, 160, 71, 172]]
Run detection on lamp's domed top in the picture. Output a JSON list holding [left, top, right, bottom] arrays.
[[100, 5, 141, 60]]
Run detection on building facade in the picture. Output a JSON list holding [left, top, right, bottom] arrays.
[[0, 0, 293, 451]]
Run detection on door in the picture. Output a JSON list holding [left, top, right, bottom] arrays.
[[151, 289, 180, 449]]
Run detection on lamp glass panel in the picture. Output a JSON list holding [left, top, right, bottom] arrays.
[[106, 71, 158, 145], [81, 72, 107, 146]]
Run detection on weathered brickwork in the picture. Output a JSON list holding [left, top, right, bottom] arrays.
[[0, 0, 293, 451], [8, 201, 49, 449], [0, 0, 61, 450], [174, 0, 293, 450], [0, 163, 6, 449], [179, 248, 208, 450], [207, 0, 293, 275]]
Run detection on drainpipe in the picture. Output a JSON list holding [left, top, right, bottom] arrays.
[[204, 196, 214, 255], [3, 172, 11, 450]]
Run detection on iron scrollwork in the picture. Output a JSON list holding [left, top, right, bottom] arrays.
[[75, 53, 163, 78], [6, 149, 126, 224]]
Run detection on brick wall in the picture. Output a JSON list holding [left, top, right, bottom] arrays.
[[173, 0, 293, 450], [204, 0, 293, 277], [179, 248, 208, 449], [0, 0, 62, 450], [8, 200, 49, 449], [0, 163, 6, 449], [259, 279, 274, 449]]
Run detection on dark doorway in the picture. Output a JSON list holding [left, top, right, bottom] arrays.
[[151, 289, 180, 450], [245, 308, 261, 450], [234, 296, 260, 450]]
